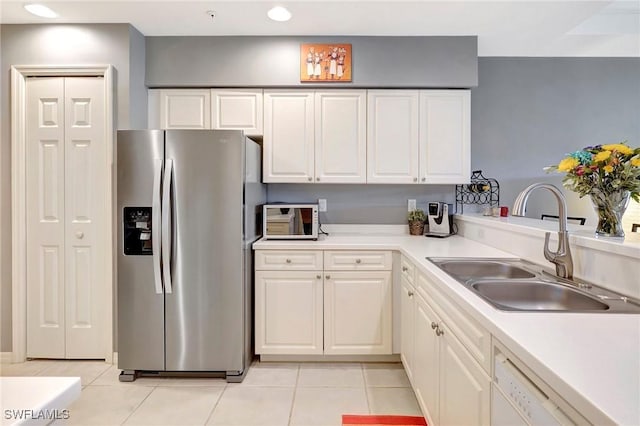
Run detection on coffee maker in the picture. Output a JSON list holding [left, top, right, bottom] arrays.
[[425, 202, 454, 238]]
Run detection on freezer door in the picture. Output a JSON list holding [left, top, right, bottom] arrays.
[[117, 130, 165, 371], [164, 130, 245, 372]]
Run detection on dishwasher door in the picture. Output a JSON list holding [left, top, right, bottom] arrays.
[[492, 353, 574, 425]]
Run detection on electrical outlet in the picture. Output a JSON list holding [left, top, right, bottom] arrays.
[[318, 199, 327, 212], [408, 199, 417, 211]]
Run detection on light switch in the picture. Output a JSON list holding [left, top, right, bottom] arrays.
[[318, 199, 327, 212], [408, 199, 417, 211]]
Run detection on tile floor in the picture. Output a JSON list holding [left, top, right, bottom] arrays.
[[1, 360, 422, 426]]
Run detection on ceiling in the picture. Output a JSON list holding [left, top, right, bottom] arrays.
[[1, 0, 639, 56]]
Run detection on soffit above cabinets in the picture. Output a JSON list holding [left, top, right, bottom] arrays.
[[1, 1, 638, 57]]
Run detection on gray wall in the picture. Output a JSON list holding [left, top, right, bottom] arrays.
[[146, 36, 478, 88], [470, 58, 640, 223], [0, 24, 146, 352]]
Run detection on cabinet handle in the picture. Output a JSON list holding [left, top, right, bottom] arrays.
[[316, 275, 322, 279], [431, 322, 438, 330], [413, 177, 418, 182], [326, 275, 331, 279], [421, 177, 426, 182], [316, 177, 320, 182], [76, 231, 84, 239], [402, 266, 408, 272], [408, 291, 414, 297], [286, 259, 292, 263], [355, 259, 361, 264], [308, 177, 312, 182], [436, 327, 445, 337]]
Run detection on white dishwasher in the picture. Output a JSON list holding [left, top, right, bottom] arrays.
[[492, 352, 576, 425]]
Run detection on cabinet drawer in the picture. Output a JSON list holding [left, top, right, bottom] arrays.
[[255, 250, 323, 271], [324, 251, 392, 271], [417, 270, 491, 373], [400, 256, 416, 285]]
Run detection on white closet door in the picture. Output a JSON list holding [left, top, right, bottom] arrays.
[[26, 77, 66, 358], [64, 77, 106, 358], [26, 77, 106, 359]]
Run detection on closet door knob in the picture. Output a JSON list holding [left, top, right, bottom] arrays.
[[76, 232, 84, 239]]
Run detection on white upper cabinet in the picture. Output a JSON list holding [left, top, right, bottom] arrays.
[[150, 89, 211, 129], [419, 90, 471, 184], [367, 90, 419, 184], [211, 89, 263, 136], [263, 90, 315, 183], [314, 91, 367, 183]]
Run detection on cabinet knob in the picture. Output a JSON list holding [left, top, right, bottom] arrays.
[[286, 259, 291, 263], [421, 177, 426, 182], [408, 291, 414, 297], [413, 177, 418, 182], [355, 259, 361, 264], [316, 177, 320, 182], [436, 327, 445, 337], [316, 275, 322, 279], [402, 266, 408, 272], [76, 231, 84, 239], [308, 177, 312, 182], [431, 322, 438, 330], [326, 275, 331, 280]]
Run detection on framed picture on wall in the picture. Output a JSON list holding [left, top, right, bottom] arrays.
[[300, 43, 352, 82]]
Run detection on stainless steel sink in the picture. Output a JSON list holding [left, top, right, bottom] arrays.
[[435, 259, 535, 280], [471, 280, 609, 312], [427, 257, 640, 313]]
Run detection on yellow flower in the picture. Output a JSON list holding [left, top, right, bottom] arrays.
[[557, 157, 579, 172], [593, 150, 611, 162], [602, 143, 633, 155], [603, 165, 614, 173], [631, 157, 640, 167]]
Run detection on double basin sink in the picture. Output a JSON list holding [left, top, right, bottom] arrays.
[[427, 258, 640, 313]]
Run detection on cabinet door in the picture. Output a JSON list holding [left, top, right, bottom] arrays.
[[367, 90, 419, 183], [315, 91, 366, 183], [255, 271, 323, 355], [438, 324, 491, 426], [324, 271, 392, 355], [400, 277, 415, 382], [412, 293, 440, 426], [157, 89, 211, 129], [419, 90, 470, 184], [211, 89, 263, 135], [263, 91, 315, 183]]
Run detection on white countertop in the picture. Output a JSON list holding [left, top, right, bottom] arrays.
[[254, 228, 640, 425], [0, 377, 81, 425]]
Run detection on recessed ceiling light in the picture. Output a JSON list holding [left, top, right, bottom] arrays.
[[267, 6, 291, 22], [24, 3, 58, 18]]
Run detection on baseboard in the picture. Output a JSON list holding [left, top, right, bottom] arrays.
[[1, 352, 13, 364], [259, 354, 401, 363], [112, 352, 118, 365]]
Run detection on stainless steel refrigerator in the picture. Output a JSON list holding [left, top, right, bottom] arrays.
[[116, 130, 265, 382]]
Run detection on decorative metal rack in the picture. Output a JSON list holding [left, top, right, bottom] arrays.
[[455, 170, 500, 213]]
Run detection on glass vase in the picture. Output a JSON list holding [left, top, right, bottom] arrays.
[[589, 189, 630, 238]]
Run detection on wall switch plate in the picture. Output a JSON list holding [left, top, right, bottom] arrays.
[[318, 199, 327, 212], [408, 199, 417, 211]]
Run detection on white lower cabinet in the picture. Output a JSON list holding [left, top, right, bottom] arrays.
[[255, 249, 392, 356], [400, 276, 416, 381], [403, 262, 491, 426]]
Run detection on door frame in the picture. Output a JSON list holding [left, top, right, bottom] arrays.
[[11, 65, 115, 363]]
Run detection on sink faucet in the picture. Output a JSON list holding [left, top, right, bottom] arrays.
[[512, 183, 573, 280]]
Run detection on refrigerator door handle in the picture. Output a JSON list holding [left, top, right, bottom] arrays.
[[152, 158, 163, 295], [162, 159, 174, 294]]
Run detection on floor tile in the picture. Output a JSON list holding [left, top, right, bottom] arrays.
[[60, 384, 153, 425], [236, 362, 299, 387], [92, 365, 227, 387], [363, 363, 410, 387], [290, 387, 369, 426], [297, 363, 364, 387], [35, 360, 111, 385], [125, 386, 223, 426], [367, 387, 422, 416], [206, 386, 294, 425], [0, 361, 49, 376]]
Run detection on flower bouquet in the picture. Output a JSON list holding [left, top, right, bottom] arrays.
[[545, 142, 640, 237]]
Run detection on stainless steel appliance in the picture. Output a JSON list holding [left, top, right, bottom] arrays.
[[117, 130, 265, 382], [425, 202, 454, 238], [263, 204, 319, 240]]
